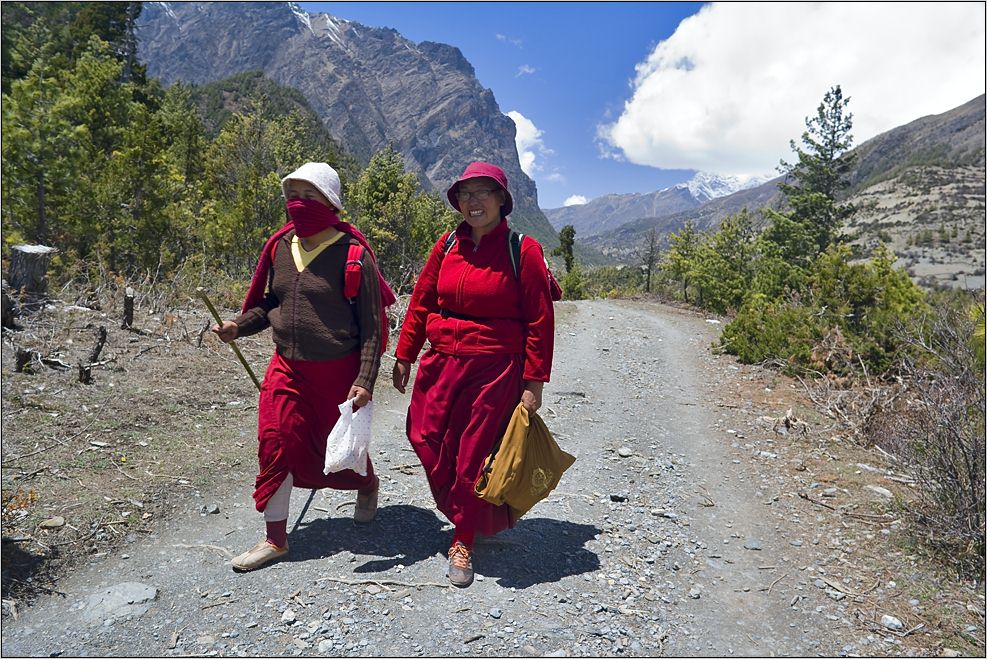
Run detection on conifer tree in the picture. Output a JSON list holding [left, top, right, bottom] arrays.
[[553, 224, 576, 274], [772, 85, 857, 256], [348, 147, 457, 291], [662, 221, 702, 304]]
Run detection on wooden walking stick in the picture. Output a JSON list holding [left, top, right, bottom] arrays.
[[197, 288, 262, 391]]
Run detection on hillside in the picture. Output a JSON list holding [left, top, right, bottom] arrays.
[[579, 95, 986, 287], [137, 1, 560, 249]]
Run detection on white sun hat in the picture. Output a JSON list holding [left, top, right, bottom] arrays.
[[281, 162, 344, 211]]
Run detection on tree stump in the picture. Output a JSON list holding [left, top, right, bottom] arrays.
[[122, 287, 135, 329], [8, 244, 58, 301]]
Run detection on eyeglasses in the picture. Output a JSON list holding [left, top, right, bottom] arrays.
[[455, 188, 498, 202]]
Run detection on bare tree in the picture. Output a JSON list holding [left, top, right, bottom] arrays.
[[640, 228, 659, 294]]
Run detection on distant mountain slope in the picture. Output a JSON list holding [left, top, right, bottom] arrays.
[[543, 172, 767, 239], [544, 187, 699, 238], [137, 1, 559, 248], [849, 94, 986, 190], [583, 180, 783, 256]]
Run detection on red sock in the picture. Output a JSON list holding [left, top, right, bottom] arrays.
[[452, 528, 474, 549], [266, 519, 287, 548]]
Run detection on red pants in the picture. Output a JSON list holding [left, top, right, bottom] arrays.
[[406, 349, 522, 536], [253, 350, 376, 512]]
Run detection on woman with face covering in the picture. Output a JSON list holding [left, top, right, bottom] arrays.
[[212, 162, 395, 572], [392, 161, 555, 587]]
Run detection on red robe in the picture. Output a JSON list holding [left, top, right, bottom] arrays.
[[395, 219, 555, 534], [253, 350, 376, 512]]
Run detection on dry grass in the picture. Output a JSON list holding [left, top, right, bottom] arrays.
[[1, 284, 265, 604]]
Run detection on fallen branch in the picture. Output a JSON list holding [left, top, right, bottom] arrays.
[[201, 599, 238, 610], [760, 573, 787, 593], [315, 575, 452, 589], [798, 491, 838, 511], [112, 461, 137, 481], [132, 345, 160, 361]]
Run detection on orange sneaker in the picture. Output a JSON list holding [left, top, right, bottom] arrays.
[[447, 541, 474, 587]]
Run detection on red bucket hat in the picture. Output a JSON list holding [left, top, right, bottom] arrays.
[[446, 161, 514, 218]]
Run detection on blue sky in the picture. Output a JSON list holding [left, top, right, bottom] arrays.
[[302, 2, 985, 210]]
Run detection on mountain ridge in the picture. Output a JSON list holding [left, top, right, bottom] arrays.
[[543, 171, 768, 238]]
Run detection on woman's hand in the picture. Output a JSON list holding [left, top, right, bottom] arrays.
[[212, 320, 239, 343], [348, 385, 372, 408], [392, 359, 411, 394], [521, 380, 544, 414]]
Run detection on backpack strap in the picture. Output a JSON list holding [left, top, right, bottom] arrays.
[[442, 231, 456, 255], [508, 231, 522, 281], [343, 243, 365, 303]]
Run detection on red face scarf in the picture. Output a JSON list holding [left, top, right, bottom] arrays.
[[286, 198, 340, 237]]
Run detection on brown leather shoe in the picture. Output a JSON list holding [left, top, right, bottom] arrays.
[[354, 478, 379, 524], [231, 540, 288, 572], [447, 541, 474, 587]]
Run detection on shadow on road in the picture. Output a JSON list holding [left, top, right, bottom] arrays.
[[285, 504, 449, 571], [476, 518, 601, 589], [281, 506, 601, 589]]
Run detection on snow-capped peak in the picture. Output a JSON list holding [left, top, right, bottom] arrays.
[[674, 172, 770, 202], [289, 3, 313, 33]]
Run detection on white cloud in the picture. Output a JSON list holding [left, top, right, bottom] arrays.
[[599, 2, 986, 177], [516, 64, 536, 77], [495, 33, 523, 48], [546, 172, 565, 184], [507, 110, 552, 177], [564, 195, 588, 206]]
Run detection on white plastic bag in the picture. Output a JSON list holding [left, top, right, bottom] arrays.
[[323, 399, 373, 476]]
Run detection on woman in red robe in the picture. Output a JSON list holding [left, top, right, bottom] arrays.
[[213, 162, 394, 572], [392, 162, 555, 587]]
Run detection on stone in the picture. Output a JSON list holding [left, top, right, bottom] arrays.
[[864, 485, 893, 499], [81, 583, 158, 624], [880, 614, 903, 630], [39, 516, 65, 529]]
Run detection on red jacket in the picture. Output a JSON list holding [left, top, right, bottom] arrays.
[[395, 219, 554, 382]]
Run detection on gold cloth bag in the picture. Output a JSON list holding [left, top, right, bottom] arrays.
[[474, 402, 576, 518]]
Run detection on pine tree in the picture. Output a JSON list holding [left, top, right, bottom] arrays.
[[640, 228, 659, 294], [348, 147, 458, 291], [774, 85, 857, 255], [662, 221, 702, 304], [552, 225, 576, 274]]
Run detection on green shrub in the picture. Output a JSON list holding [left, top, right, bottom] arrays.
[[722, 244, 928, 376], [560, 263, 587, 300], [719, 294, 819, 370]]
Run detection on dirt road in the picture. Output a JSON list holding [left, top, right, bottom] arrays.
[[2, 300, 856, 656]]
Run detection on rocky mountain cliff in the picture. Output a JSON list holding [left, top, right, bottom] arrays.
[[136, 1, 559, 249], [582, 96, 985, 288]]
